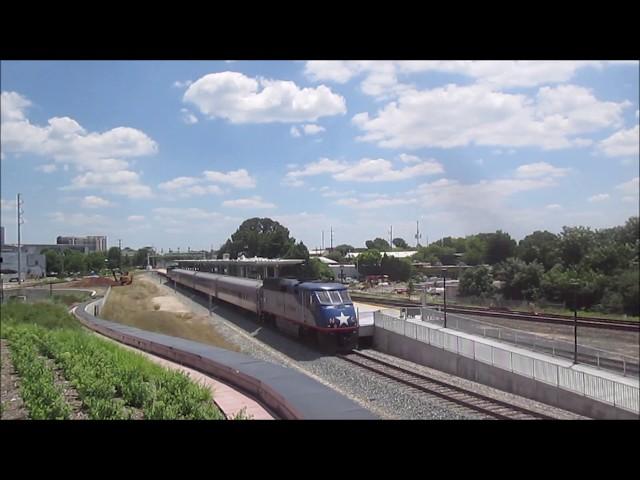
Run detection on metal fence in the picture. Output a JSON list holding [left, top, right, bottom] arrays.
[[375, 310, 640, 414], [395, 306, 639, 378]]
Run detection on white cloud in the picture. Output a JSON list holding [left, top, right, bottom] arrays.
[[184, 185, 224, 196], [153, 207, 222, 222], [180, 108, 198, 125], [1, 91, 157, 198], [222, 196, 276, 209], [173, 80, 192, 88], [515, 162, 569, 178], [305, 61, 605, 94], [290, 126, 301, 138], [36, 163, 58, 173], [352, 84, 629, 150], [333, 158, 444, 182], [1, 91, 32, 122], [335, 196, 417, 209], [616, 177, 639, 196], [48, 211, 108, 226], [158, 176, 201, 191], [546, 204, 562, 210], [598, 125, 639, 157], [127, 215, 145, 222], [302, 124, 325, 135], [398, 153, 421, 163], [588, 193, 610, 203], [82, 195, 113, 208], [183, 72, 346, 124], [284, 157, 443, 185], [63, 170, 153, 198], [412, 176, 561, 212], [321, 189, 356, 198], [203, 168, 256, 188]]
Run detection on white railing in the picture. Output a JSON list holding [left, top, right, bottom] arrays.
[[374, 311, 640, 414]]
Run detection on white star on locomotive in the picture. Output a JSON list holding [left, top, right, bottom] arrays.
[[336, 312, 351, 326]]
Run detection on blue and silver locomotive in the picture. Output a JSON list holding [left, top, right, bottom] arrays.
[[166, 269, 359, 352]]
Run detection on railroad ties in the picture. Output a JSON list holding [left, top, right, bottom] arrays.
[[338, 350, 552, 420]]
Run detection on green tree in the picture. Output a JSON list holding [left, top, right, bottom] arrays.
[[485, 230, 516, 265], [133, 247, 154, 268], [64, 250, 87, 274], [380, 255, 412, 281], [365, 238, 391, 251], [357, 249, 382, 276], [304, 258, 334, 281], [326, 250, 346, 263], [107, 247, 121, 269], [334, 244, 354, 256], [517, 230, 560, 270], [218, 218, 295, 259], [392, 237, 409, 249], [459, 266, 495, 297], [495, 258, 544, 300], [461, 235, 486, 266], [42, 249, 63, 275], [614, 266, 640, 315], [283, 241, 309, 260], [86, 252, 106, 272], [559, 226, 596, 267]]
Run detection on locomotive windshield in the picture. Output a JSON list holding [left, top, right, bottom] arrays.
[[315, 290, 352, 305]]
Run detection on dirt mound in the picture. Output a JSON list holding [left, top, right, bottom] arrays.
[[69, 277, 119, 287]]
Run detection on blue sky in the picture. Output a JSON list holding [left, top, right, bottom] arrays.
[[1, 61, 638, 251]]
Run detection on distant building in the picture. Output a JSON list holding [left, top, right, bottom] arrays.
[[1, 245, 46, 280], [57, 235, 107, 252], [346, 250, 417, 259], [27, 244, 89, 254]]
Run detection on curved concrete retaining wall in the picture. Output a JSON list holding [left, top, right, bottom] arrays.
[[75, 299, 375, 420]]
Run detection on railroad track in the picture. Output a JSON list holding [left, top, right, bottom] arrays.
[[338, 350, 554, 420], [351, 294, 639, 332]]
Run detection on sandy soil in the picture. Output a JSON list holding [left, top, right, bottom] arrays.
[[1, 340, 28, 420], [151, 295, 190, 313]]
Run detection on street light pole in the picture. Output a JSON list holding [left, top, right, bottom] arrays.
[[573, 287, 578, 364], [442, 268, 447, 328], [570, 281, 580, 364]]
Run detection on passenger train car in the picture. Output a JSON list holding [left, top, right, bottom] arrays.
[[166, 268, 358, 351]]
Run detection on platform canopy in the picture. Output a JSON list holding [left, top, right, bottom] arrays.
[[175, 257, 305, 279]]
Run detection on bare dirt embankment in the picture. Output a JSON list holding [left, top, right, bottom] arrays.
[[100, 275, 238, 351]]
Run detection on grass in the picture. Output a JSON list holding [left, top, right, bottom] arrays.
[[101, 277, 239, 351], [1, 301, 225, 420]]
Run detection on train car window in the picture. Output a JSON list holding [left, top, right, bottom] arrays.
[[315, 291, 332, 304], [338, 290, 352, 303], [329, 291, 342, 304]]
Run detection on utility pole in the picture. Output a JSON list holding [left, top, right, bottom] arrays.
[[322, 230, 324, 250], [415, 221, 422, 248], [389, 225, 393, 248], [118, 239, 122, 269], [17, 193, 23, 284], [330, 226, 333, 251]]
